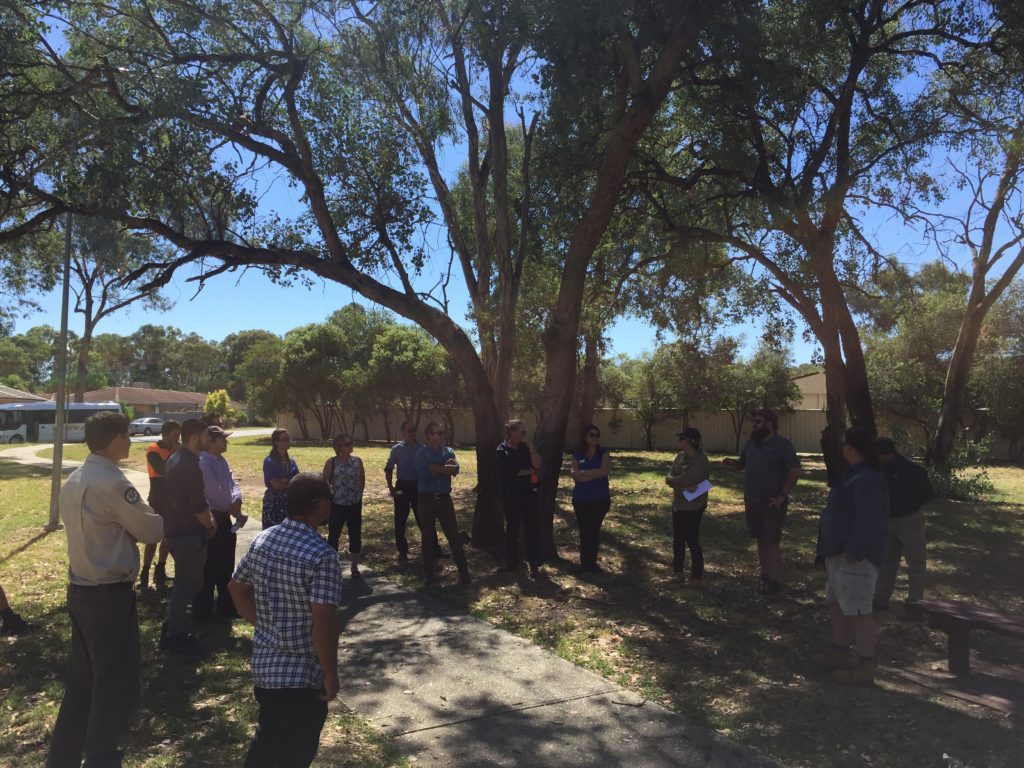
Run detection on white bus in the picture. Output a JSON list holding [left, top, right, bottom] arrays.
[[0, 402, 123, 444]]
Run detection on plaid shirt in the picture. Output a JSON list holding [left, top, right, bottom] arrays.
[[232, 518, 342, 689]]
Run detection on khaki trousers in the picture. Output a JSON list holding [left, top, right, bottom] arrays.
[[874, 509, 927, 605]]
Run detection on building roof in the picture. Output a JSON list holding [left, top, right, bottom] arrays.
[[82, 386, 211, 407], [0, 384, 48, 402]]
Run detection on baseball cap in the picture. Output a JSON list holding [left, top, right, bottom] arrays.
[[676, 427, 702, 443], [206, 425, 233, 440]]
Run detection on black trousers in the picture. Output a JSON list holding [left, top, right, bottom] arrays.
[[573, 498, 611, 568], [672, 505, 706, 578], [242, 687, 328, 768], [47, 583, 140, 768], [193, 510, 236, 620], [328, 502, 362, 553], [504, 490, 542, 568], [393, 479, 424, 557]]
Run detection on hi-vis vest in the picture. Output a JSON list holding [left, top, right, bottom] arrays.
[[145, 442, 172, 479]]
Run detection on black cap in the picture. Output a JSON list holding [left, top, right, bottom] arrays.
[[875, 437, 897, 455], [676, 427, 702, 443]]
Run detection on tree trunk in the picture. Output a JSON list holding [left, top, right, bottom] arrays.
[[928, 298, 985, 469], [819, 327, 848, 487], [73, 327, 93, 403], [466, 379, 504, 548], [577, 331, 600, 441]]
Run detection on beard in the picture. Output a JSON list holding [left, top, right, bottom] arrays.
[[751, 425, 771, 442]]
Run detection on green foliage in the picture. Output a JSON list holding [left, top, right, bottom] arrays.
[[927, 439, 995, 501], [118, 399, 134, 421], [203, 389, 236, 423]]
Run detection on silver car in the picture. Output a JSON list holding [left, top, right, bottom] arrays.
[[129, 417, 164, 436]]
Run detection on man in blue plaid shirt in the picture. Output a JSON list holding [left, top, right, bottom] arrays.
[[229, 472, 342, 768]]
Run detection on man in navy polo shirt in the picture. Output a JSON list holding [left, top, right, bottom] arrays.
[[385, 420, 445, 561]]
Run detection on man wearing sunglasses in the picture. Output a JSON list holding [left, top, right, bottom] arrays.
[[415, 423, 471, 585], [723, 408, 801, 598], [385, 420, 447, 562]]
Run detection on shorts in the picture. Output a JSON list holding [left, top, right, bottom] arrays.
[[825, 555, 878, 616], [744, 497, 787, 544]]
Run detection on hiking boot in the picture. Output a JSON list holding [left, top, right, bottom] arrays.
[[0, 610, 31, 636], [154, 562, 167, 585], [813, 645, 857, 673], [831, 657, 876, 686]]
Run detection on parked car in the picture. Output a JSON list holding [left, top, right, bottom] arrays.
[[129, 417, 164, 436]]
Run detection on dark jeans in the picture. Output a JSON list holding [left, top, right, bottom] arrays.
[[164, 534, 207, 636], [193, 510, 237, 620], [328, 502, 362, 553], [504, 491, 542, 568], [573, 498, 611, 568], [47, 583, 140, 768], [393, 479, 426, 557], [418, 493, 468, 579], [672, 506, 706, 578], [242, 687, 328, 768]]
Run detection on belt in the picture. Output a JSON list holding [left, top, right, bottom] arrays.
[[70, 581, 133, 591]]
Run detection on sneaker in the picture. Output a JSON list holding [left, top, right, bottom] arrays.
[[0, 611, 31, 636], [154, 562, 167, 585]]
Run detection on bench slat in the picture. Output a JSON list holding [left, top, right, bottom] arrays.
[[910, 599, 1024, 640]]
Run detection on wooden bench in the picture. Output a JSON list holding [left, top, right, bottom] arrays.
[[907, 599, 1024, 676]]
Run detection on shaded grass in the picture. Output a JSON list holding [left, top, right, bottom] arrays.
[[0, 458, 406, 768], [6, 442, 1022, 767]]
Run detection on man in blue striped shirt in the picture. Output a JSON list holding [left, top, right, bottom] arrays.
[[229, 473, 342, 768]]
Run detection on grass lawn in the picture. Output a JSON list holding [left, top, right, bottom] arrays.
[[6, 437, 1023, 767]]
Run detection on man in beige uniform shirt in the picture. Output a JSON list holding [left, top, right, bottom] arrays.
[[46, 411, 164, 768]]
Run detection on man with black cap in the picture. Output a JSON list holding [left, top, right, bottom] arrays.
[[873, 437, 933, 610], [723, 408, 801, 598]]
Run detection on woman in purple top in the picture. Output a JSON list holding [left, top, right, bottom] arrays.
[[571, 424, 611, 574], [262, 429, 299, 529]]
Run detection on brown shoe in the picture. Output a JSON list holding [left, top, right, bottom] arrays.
[[812, 645, 857, 673], [830, 658, 876, 686]]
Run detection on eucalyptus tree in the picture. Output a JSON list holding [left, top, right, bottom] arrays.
[[5, 0, 723, 546], [67, 218, 170, 401], [923, 2, 1024, 467], [636, 0, 983, 481]]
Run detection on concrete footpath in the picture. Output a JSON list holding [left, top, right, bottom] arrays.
[[335, 572, 775, 767], [3, 443, 775, 767]]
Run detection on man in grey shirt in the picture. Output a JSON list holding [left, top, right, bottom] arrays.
[[724, 408, 801, 598], [161, 418, 217, 654]]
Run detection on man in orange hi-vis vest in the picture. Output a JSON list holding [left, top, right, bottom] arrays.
[[140, 420, 181, 589]]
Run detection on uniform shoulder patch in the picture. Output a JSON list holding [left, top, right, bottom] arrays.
[[124, 486, 141, 504]]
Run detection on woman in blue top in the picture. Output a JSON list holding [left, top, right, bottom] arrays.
[[262, 428, 299, 529], [571, 424, 611, 573]]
